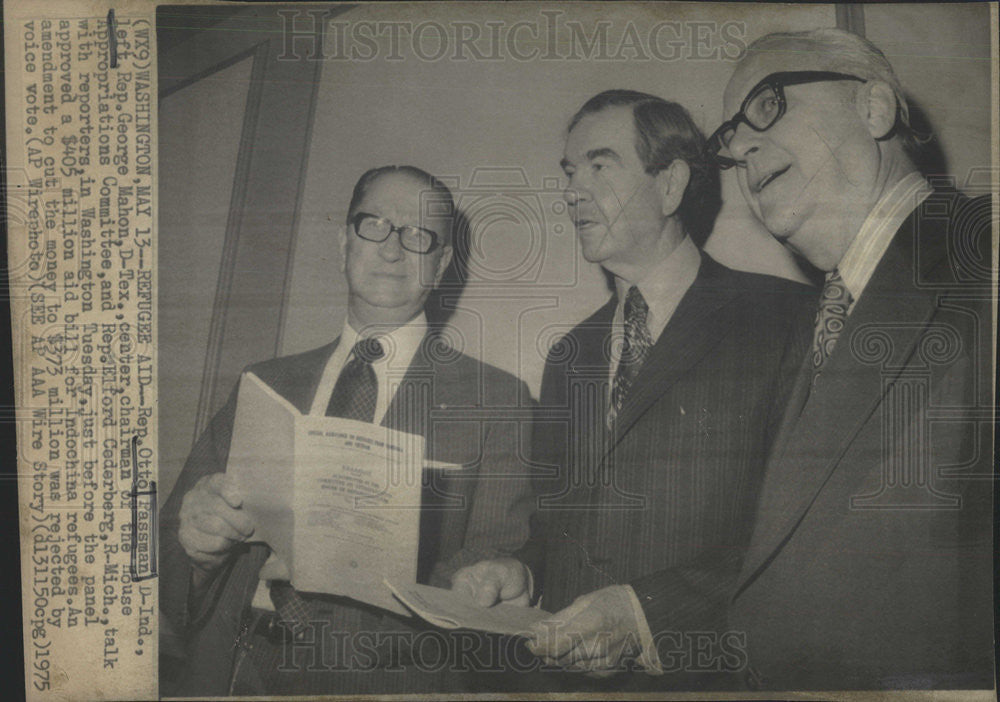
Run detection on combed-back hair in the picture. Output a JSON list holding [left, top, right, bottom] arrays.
[[742, 28, 928, 157], [568, 90, 721, 247]]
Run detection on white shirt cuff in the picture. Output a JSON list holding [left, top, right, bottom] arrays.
[[624, 584, 663, 674]]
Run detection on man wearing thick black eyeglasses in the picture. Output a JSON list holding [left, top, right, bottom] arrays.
[[160, 165, 535, 696], [704, 28, 994, 691]]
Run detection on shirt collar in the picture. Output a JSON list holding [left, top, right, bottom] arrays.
[[613, 235, 701, 340], [340, 312, 428, 367], [838, 172, 931, 303]]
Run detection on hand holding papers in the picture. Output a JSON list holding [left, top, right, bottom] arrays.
[[226, 372, 460, 616], [451, 557, 533, 607], [385, 580, 550, 637], [177, 473, 256, 587]]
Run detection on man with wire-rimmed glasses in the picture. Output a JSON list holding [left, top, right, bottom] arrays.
[[702, 28, 994, 690], [160, 165, 535, 696]]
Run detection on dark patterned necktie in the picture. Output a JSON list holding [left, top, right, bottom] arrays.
[[608, 286, 653, 428], [324, 337, 385, 421], [270, 337, 385, 631], [810, 270, 853, 386], [268, 577, 315, 638]]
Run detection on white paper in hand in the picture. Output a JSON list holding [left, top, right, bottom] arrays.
[[385, 580, 550, 637], [227, 372, 429, 616]]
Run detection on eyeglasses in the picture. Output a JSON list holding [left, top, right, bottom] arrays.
[[349, 212, 441, 254], [707, 71, 866, 169]]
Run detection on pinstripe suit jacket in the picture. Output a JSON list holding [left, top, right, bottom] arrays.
[[530, 252, 813, 672], [160, 333, 534, 696]]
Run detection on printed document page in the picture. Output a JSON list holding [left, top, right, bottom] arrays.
[[227, 372, 429, 615], [386, 580, 550, 636]]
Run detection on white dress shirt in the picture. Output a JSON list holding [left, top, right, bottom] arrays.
[[308, 313, 429, 421]]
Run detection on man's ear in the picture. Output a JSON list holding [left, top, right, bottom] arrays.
[[338, 224, 348, 274], [656, 159, 691, 218], [859, 80, 898, 140]]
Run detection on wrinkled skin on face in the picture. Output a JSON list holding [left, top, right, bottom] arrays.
[[341, 171, 453, 328], [722, 49, 901, 271]]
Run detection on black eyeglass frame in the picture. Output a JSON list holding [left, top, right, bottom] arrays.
[[348, 211, 442, 254], [707, 71, 867, 169]]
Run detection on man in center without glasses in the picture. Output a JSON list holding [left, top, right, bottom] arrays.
[[453, 90, 814, 689]]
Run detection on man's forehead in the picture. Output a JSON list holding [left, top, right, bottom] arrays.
[[362, 172, 423, 198], [565, 105, 636, 155], [356, 173, 427, 212]]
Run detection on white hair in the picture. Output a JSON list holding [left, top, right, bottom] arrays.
[[743, 28, 920, 144]]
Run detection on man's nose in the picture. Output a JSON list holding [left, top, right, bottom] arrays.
[[563, 178, 588, 206], [726, 123, 759, 163], [378, 231, 405, 261]]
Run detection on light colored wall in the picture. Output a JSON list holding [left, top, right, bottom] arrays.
[[159, 57, 254, 499], [864, 3, 993, 187], [281, 3, 991, 398]]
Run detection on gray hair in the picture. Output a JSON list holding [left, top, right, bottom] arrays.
[[743, 28, 926, 151]]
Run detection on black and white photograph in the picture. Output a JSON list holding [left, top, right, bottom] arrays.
[[5, 1, 997, 699]]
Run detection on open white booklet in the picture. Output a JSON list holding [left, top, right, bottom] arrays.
[[226, 372, 462, 616], [385, 580, 551, 637]]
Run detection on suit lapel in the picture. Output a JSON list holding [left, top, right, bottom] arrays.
[[256, 339, 339, 414], [736, 213, 944, 596], [573, 298, 618, 375], [759, 316, 822, 468], [258, 330, 442, 443], [382, 330, 438, 439], [560, 298, 617, 433], [610, 254, 741, 449]]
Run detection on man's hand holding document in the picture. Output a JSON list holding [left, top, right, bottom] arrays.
[[385, 579, 549, 637], [226, 372, 453, 616]]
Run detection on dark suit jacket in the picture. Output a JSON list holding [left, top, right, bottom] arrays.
[[728, 191, 994, 690], [160, 334, 534, 696], [529, 253, 814, 676]]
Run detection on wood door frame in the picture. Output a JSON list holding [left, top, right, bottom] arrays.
[[835, 4, 866, 36], [158, 6, 352, 440]]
